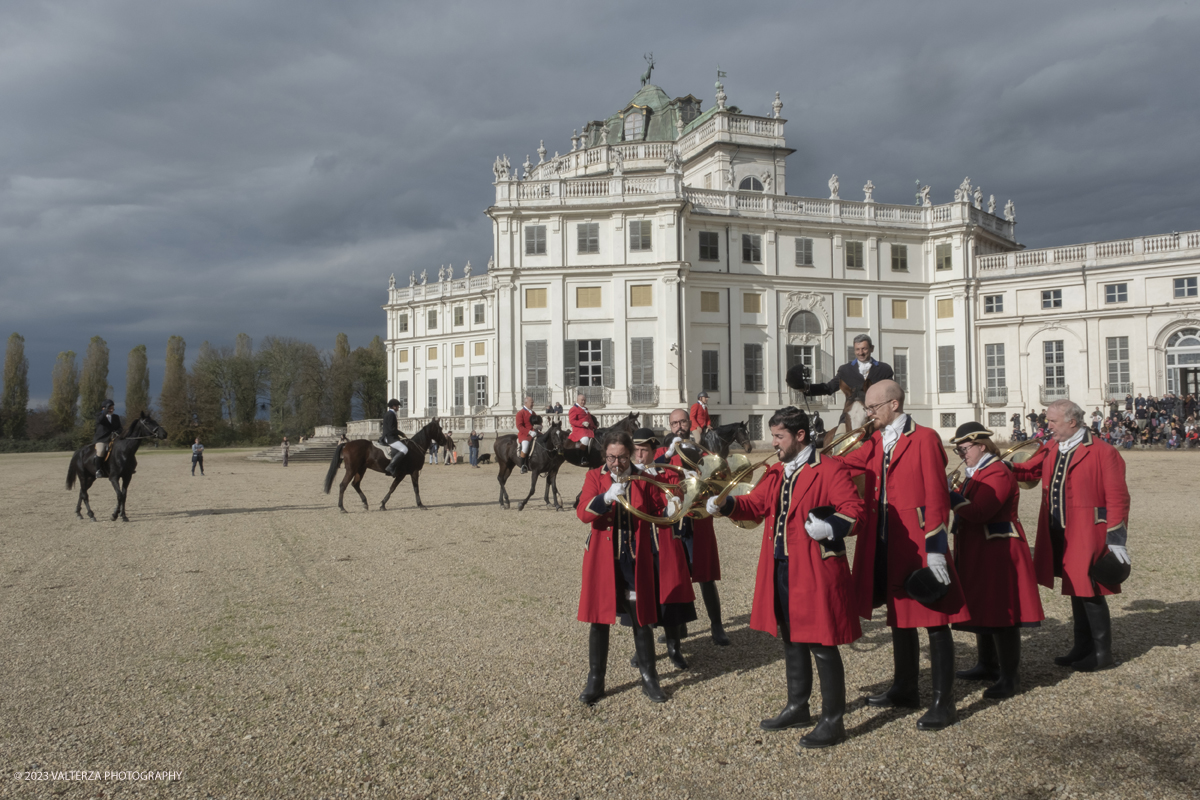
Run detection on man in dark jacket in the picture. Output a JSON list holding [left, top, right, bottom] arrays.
[[381, 399, 410, 477], [803, 335, 893, 405], [93, 400, 122, 478]]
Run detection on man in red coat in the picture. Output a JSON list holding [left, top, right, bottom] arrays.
[[1011, 399, 1131, 672], [576, 431, 671, 705], [655, 408, 730, 645], [515, 396, 538, 474], [836, 380, 969, 731], [689, 391, 712, 445], [708, 406, 862, 748], [947, 422, 1045, 699], [631, 428, 696, 671], [568, 393, 598, 448]]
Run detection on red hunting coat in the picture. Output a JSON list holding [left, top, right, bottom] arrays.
[[568, 404, 598, 443], [728, 452, 863, 646], [949, 457, 1045, 627], [515, 407, 536, 443], [654, 445, 720, 582], [837, 417, 971, 628], [1011, 431, 1130, 597], [576, 467, 692, 626], [689, 402, 711, 431]]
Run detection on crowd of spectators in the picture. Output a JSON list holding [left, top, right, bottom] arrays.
[[1011, 393, 1199, 450]]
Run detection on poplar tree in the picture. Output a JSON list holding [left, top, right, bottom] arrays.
[[159, 335, 189, 442], [328, 332, 354, 426], [125, 345, 151, 419], [353, 336, 387, 419], [49, 351, 80, 433], [2, 333, 30, 439], [231, 333, 259, 428], [189, 342, 227, 433], [78, 336, 111, 418]]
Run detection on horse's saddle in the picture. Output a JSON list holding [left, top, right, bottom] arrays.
[[373, 441, 391, 455]]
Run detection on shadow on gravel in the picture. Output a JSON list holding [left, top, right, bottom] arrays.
[[135, 504, 329, 518]]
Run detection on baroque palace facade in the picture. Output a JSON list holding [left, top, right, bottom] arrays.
[[377, 76, 1200, 440]]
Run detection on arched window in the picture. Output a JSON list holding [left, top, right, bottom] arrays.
[[623, 110, 645, 141], [1167, 328, 1200, 394], [788, 310, 821, 336], [739, 176, 764, 192]]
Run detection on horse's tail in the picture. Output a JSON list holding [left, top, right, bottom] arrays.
[[323, 443, 345, 494], [66, 453, 78, 490]]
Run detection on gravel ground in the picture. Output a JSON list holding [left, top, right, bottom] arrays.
[[1, 447, 1197, 799]]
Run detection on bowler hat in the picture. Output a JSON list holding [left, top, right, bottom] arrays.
[[905, 568, 950, 606]]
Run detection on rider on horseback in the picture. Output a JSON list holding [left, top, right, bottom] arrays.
[[381, 399, 410, 477], [93, 400, 122, 478], [516, 396, 541, 474], [689, 391, 711, 446], [801, 335, 893, 405], [569, 393, 599, 451]]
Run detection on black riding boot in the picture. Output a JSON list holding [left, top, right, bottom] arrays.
[[519, 455, 528, 474], [867, 627, 921, 708], [760, 640, 813, 730], [957, 632, 999, 681], [917, 627, 958, 731], [800, 645, 847, 749], [579, 623, 610, 705], [1054, 596, 1094, 666], [700, 581, 731, 646], [1072, 596, 1115, 672], [385, 452, 404, 477], [984, 627, 1021, 699], [664, 625, 689, 671], [632, 621, 668, 703]]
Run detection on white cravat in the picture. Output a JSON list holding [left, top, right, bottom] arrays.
[[965, 453, 996, 479], [784, 445, 813, 478], [880, 413, 910, 452], [1058, 427, 1086, 453], [858, 360, 871, 378]]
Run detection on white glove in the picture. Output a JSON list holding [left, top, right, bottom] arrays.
[[926, 553, 951, 585], [1108, 544, 1131, 565], [603, 481, 627, 505], [583, 421, 590, 428], [683, 469, 698, 480], [804, 513, 834, 541], [665, 496, 682, 518], [665, 436, 682, 458], [705, 496, 724, 517]]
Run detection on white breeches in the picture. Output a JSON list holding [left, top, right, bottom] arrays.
[[389, 441, 408, 456], [579, 436, 591, 448], [520, 439, 531, 456], [95, 442, 107, 458]]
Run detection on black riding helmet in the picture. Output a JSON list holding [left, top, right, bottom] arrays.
[[387, 398, 401, 409], [102, 399, 115, 411]]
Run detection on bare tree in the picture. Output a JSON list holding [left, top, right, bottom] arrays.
[[125, 344, 151, 419], [79, 336, 111, 419], [2, 333, 30, 439], [49, 351, 80, 433]]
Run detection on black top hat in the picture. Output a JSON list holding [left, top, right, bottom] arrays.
[[387, 398, 401, 408], [632, 427, 659, 446], [950, 421, 993, 445], [905, 567, 950, 606], [1089, 551, 1131, 590]]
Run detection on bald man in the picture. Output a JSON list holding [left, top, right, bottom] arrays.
[[835, 380, 969, 732]]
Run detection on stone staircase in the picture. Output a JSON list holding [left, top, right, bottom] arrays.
[[246, 438, 343, 464]]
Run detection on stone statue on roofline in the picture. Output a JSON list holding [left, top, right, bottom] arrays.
[[828, 174, 840, 199], [464, 261, 472, 278], [863, 180, 875, 202], [409, 272, 415, 288], [487, 256, 494, 272], [389, 273, 395, 289], [762, 171, 773, 191], [973, 186, 983, 209], [728, 161, 736, 189], [640, 53, 655, 87], [612, 147, 624, 176], [1004, 199, 1016, 222], [919, 185, 931, 206], [419, 269, 427, 285], [955, 176, 971, 202], [773, 91, 783, 119], [537, 140, 546, 164], [988, 194, 996, 214], [665, 146, 683, 173], [601, 125, 609, 146]]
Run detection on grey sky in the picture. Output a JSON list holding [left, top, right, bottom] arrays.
[[3, 1, 1198, 408]]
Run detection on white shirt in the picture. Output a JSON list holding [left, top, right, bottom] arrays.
[[880, 413, 910, 452], [784, 445, 814, 478], [1058, 427, 1086, 454], [965, 453, 995, 479], [857, 360, 872, 378]]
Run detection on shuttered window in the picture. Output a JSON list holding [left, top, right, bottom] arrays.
[[846, 297, 864, 317], [891, 244, 908, 271], [396, 381, 408, 412], [398, 349, 408, 363], [473, 341, 485, 357], [470, 376, 487, 408], [629, 284, 653, 307], [938, 345, 956, 393], [699, 231, 719, 261], [525, 340, 548, 390], [427, 346, 438, 361], [845, 241, 864, 269], [743, 293, 762, 314], [427, 378, 438, 409], [936, 243, 952, 271], [630, 338, 654, 386], [525, 288, 547, 309], [795, 237, 814, 266], [893, 351, 908, 391], [428, 309, 438, 329], [454, 306, 464, 326], [474, 303, 485, 324], [702, 349, 719, 392], [525, 225, 546, 255], [564, 339, 614, 388], [630, 220, 652, 251], [891, 299, 908, 319], [700, 291, 721, 312], [937, 298, 954, 319], [744, 344, 764, 392], [576, 286, 602, 308], [577, 222, 599, 254], [454, 343, 465, 358], [398, 313, 408, 332], [454, 377, 465, 408]]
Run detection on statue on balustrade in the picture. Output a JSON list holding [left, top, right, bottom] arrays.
[[863, 180, 875, 202], [389, 273, 395, 289], [955, 177, 972, 202], [612, 147, 624, 176], [665, 147, 682, 173], [828, 174, 839, 199], [1004, 199, 1016, 222], [438, 265, 446, 283], [464, 261, 472, 279], [988, 195, 996, 214], [974, 187, 983, 209], [409, 272, 416, 288], [918, 185, 931, 207], [419, 269, 427, 285]]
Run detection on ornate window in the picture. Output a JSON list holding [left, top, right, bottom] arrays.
[[738, 176, 764, 192], [623, 109, 646, 141], [788, 310, 821, 336], [1166, 328, 1200, 394]]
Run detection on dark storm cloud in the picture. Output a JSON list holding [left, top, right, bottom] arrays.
[[2, 0, 1198, 406]]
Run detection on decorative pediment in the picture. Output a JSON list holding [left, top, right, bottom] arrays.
[[783, 291, 831, 328]]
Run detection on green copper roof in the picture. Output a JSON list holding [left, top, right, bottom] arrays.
[[584, 83, 704, 147]]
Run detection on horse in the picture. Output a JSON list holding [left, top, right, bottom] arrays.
[[323, 419, 455, 512], [784, 362, 870, 450], [701, 421, 754, 458], [494, 421, 567, 511], [559, 411, 641, 470], [65, 412, 168, 522]]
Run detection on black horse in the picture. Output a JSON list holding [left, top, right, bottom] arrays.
[[323, 419, 455, 512], [701, 421, 754, 458], [559, 411, 641, 470], [66, 412, 168, 522], [494, 421, 567, 510]]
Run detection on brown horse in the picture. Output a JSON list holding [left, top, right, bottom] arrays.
[[494, 421, 566, 510], [323, 419, 455, 512]]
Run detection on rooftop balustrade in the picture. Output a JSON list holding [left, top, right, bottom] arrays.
[[977, 230, 1200, 276]]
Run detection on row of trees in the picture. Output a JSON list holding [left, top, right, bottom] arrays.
[[0, 332, 387, 449]]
